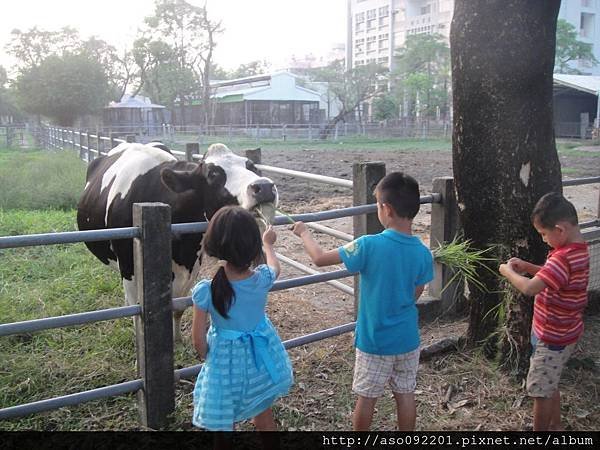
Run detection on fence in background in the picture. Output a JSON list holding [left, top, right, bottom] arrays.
[[3, 127, 599, 429]]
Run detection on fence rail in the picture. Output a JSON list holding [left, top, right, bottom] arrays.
[[3, 127, 599, 428]]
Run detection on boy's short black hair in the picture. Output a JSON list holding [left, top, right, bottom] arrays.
[[375, 172, 420, 219], [531, 192, 578, 228]]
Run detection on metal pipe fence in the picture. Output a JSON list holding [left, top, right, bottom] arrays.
[[2, 129, 599, 427]]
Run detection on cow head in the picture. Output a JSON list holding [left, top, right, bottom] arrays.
[[160, 143, 278, 223]]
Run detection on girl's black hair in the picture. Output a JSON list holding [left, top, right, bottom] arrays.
[[203, 205, 262, 318]]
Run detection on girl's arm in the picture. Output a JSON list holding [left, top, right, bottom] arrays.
[[262, 225, 281, 277], [292, 222, 342, 267], [191, 306, 209, 359]]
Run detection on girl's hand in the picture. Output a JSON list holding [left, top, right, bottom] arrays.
[[262, 225, 277, 246], [292, 221, 308, 237]]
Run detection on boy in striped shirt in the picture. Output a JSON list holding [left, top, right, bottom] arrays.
[[500, 192, 589, 431]]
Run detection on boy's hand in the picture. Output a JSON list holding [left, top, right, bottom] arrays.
[[499, 263, 512, 277], [292, 221, 308, 237], [507, 257, 526, 274], [262, 225, 277, 246]]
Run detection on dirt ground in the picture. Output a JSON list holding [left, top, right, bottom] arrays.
[[239, 143, 600, 431]]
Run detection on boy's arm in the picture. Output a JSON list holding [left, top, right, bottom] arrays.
[[508, 257, 542, 276], [415, 285, 425, 301], [293, 222, 341, 267], [499, 263, 547, 297], [191, 306, 209, 359]]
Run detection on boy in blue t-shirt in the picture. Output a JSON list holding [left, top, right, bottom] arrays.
[[292, 172, 434, 431]]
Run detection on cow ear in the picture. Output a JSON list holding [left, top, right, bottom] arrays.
[[161, 168, 194, 193]]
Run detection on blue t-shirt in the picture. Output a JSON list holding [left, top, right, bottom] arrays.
[[338, 229, 434, 355], [191, 264, 277, 332]]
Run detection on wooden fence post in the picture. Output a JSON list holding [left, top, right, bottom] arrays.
[[133, 202, 174, 429], [352, 162, 386, 316], [245, 148, 262, 176], [429, 177, 461, 314], [245, 148, 262, 164], [185, 142, 199, 162]]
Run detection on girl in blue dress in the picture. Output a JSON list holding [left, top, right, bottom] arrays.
[[190, 205, 293, 432]]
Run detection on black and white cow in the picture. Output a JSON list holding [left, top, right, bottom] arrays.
[[77, 142, 278, 340]]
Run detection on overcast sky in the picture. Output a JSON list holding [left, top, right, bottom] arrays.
[[0, 0, 346, 71]]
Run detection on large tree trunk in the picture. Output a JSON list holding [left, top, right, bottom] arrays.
[[451, 0, 562, 373]]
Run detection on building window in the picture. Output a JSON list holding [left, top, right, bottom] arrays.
[[367, 9, 376, 20], [379, 15, 389, 27], [421, 5, 431, 15], [378, 33, 389, 50], [379, 6, 389, 17], [580, 12, 595, 38], [367, 36, 377, 53], [355, 38, 365, 54], [356, 12, 365, 24]]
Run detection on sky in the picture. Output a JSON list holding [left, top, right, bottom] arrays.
[[0, 0, 347, 72]]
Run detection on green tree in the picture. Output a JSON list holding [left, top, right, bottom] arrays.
[[228, 60, 271, 79], [451, 0, 562, 374], [372, 94, 399, 121], [15, 53, 110, 126], [555, 19, 598, 73], [0, 66, 23, 122], [393, 33, 450, 121], [142, 0, 222, 126], [311, 59, 388, 138], [81, 37, 137, 101], [5, 26, 80, 70]]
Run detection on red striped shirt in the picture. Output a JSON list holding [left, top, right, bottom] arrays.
[[533, 242, 589, 345]]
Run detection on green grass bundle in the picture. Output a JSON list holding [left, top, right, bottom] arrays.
[[432, 236, 498, 293]]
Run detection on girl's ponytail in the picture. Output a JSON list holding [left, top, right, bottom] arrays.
[[211, 266, 235, 318]]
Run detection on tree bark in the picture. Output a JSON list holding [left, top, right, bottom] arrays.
[[451, 0, 562, 373]]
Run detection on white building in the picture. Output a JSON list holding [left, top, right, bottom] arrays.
[[346, 0, 453, 71], [558, 0, 600, 75], [346, 0, 600, 74]]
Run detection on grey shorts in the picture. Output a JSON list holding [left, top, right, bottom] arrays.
[[526, 337, 575, 398], [352, 348, 420, 398]]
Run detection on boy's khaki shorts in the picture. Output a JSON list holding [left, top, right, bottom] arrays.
[[526, 340, 575, 398], [352, 348, 420, 398]]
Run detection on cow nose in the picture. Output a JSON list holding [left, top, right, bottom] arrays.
[[248, 180, 276, 204]]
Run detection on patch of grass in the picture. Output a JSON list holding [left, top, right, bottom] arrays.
[[0, 148, 87, 210], [0, 209, 139, 429], [561, 167, 579, 175]]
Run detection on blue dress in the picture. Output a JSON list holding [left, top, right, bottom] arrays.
[[191, 265, 294, 431]]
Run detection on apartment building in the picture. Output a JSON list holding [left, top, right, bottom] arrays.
[[346, 0, 600, 75], [558, 0, 600, 75], [346, 0, 454, 71]]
